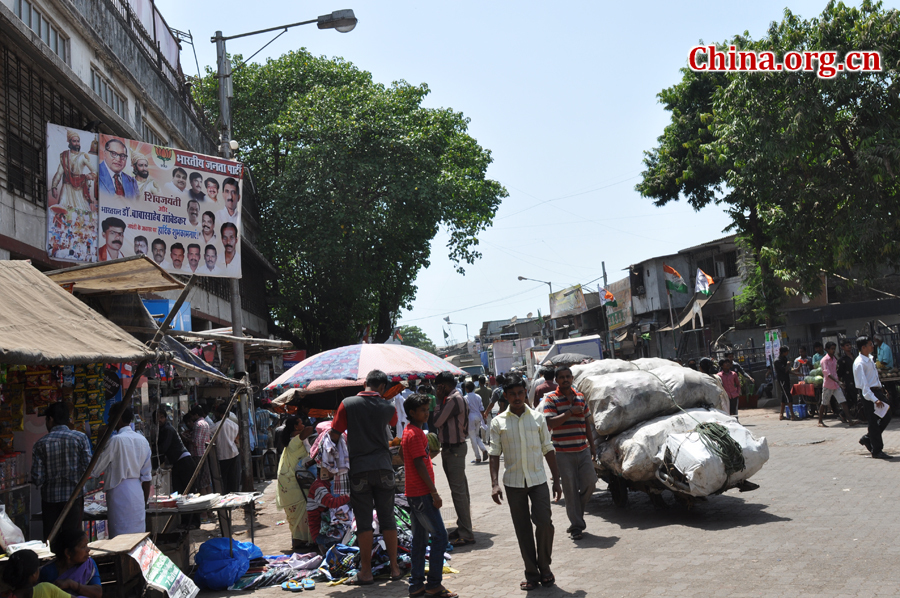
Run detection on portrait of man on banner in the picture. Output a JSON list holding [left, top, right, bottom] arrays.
[[46, 124, 99, 263]]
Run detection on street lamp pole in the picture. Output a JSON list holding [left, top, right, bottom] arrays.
[[443, 317, 469, 351], [212, 9, 357, 491], [518, 276, 554, 342]]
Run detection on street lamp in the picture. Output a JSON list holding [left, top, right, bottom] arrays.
[[517, 275, 552, 294], [518, 276, 555, 342], [211, 10, 356, 490], [443, 316, 469, 350]]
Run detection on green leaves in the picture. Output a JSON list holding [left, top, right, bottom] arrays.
[[193, 49, 505, 352], [638, 2, 900, 325]]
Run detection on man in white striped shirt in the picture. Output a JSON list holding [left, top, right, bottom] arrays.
[[854, 335, 893, 459], [489, 374, 561, 591]]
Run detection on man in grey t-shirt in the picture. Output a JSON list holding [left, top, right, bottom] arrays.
[[330, 370, 401, 584]]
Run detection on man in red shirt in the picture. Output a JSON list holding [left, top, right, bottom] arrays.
[[330, 370, 401, 584], [543, 367, 597, 540], [532, 367, 558, 408], [402, 394, 457, 598]]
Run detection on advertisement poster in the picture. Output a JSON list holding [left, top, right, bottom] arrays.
[[97, 134, 243, 278], [764, 331, 774, 366], [129, 538, 199, 598], [606, 277, 633, 332], [549, 284, 588, 319], [46, 124, 100, 263]]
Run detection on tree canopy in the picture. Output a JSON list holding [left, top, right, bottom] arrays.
[[193, 50, 506, 352], [396, 325, 437, 354], [637, 1, 900, 325]]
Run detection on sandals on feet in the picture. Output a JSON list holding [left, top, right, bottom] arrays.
[[520, 580, 538, 591], [409, 586, 426, 597], [540, 573, 556, 587], [426, 587, 459, 598], [570, 530, 584, 540], [449, 537, 475, 547]]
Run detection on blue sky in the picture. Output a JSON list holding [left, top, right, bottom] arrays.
[[156, 0, 847, 346]]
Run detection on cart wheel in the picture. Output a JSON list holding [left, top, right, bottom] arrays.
[[608, 477, 628, 507]]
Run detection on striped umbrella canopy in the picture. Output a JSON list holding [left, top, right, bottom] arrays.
[[267, 343, 464, 394]]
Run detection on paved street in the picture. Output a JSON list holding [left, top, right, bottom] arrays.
[[199, 407, 900, 598]]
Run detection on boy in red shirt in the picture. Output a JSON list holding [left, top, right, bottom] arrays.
[[402, 394, 457, 598]]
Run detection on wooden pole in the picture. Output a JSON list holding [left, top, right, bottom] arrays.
[[46, 359, 149, 544]]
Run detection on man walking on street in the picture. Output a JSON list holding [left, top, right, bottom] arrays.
[[31, 403, 92, 540], [542, 366, 597, 540], [775, 347, 797, 421], [854, 336, 893, 459], [330, 370, 402, 584], [433, 371, 475, 546], [819, 342, 855, 427], [490, 374, 561, 591], [93, 404, 151, 537], [532, 367, 557, 408]]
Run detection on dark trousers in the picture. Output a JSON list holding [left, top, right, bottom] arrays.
[[219, 456, 241, 493], [506, 483, 554, 584], [42, 495, 84, 541], [861, 389, 892, 455], [172, 456, 201, 526], [408, 494, 448, 591]]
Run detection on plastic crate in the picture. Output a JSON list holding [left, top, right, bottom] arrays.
[[792, 403, 808, 419]]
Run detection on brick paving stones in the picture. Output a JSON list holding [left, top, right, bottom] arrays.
[[196, 407, 900, 597]]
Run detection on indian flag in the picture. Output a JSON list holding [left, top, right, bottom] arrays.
[[695, 268, 714, 295], [664, 264, 688, 294], [599, 287, 618, 307]]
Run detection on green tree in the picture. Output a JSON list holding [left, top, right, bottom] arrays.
[[193, 50, 506, 352], [396, 325, 437, 354], [637, 1, 900, 325]]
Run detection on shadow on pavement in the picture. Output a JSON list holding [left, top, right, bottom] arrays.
[[588, 490, 790, 531], [572, 533, 619, 550]]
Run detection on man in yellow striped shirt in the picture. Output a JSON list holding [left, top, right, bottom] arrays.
[[489, 374, 562, 591]]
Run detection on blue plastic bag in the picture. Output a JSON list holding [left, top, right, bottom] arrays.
[[194, 538, 261, 590]]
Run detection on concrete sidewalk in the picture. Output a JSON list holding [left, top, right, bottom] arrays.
[[195, 407, 900, 598]]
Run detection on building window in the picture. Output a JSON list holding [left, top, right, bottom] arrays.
[[142, 120, 167, 147], [90, 69, 128, 122], [12, 0, 69, 63], [723, 250, 739, 278], [2, 44, 85, 206]]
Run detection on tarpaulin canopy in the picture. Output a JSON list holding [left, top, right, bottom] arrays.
[[0, 261, 154, 365], [95, 294, 235, 383], [45, 255, 184, 295]]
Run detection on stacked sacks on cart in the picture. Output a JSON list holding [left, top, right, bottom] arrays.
[[572, 359, 769, 502]]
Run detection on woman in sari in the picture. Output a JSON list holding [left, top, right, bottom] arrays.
[[275, 414, 315, 552], [39, 530, 102, 598]]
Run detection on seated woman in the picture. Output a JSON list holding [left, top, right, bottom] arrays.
[[2, 549, 70, 598], [39, 530, 102, 598]]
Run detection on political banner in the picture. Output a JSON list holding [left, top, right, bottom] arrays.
[[549, 284, 588, 319], [97, 134, 242, 278], [606, 277, 633, 332], [46, 124, 100, 263]]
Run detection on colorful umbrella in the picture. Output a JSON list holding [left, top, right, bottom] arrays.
[[267, 344, 464, 394]]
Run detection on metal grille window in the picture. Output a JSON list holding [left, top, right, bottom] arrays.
[[90, 69, 127, 122], [12, 0, 69, 63], [142, 120, 167, 147], [2, 43, 85, 206]]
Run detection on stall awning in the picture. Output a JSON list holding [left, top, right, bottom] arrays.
[[45, 255, 184, 295], [0, 261, 154, 365]]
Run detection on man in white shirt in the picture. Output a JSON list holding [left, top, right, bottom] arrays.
[[216, 177, 241, 225], [464, 381, 489, 463], [489, 374, 561, 591], [219, 222, 240, 276], [854, 335, 893, 459], [93, 404, 151, 537], [212, 403, 242, 492]]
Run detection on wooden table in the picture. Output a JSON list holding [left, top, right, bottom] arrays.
[[88, 532, 148, 598]]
